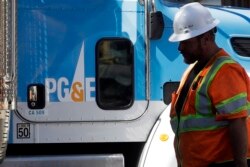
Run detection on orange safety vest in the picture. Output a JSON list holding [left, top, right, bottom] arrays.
[[170, 49, 250, 167]]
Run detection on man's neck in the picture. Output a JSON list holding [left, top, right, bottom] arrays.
[[198, 45, 221, 68]]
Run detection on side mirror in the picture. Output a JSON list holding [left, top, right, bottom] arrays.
[[163, 82, 179, 104], [149, 11, 164, 40]]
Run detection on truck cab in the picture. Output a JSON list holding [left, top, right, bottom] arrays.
[[0, 0, 249, 166]]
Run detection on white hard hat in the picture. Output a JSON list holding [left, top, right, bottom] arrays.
[[169, 2, 220, 42]]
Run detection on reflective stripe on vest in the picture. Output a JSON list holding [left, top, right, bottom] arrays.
[[195, 56, 236, 115], [215, 92, 248, 115], [170, 115, 228, 133]]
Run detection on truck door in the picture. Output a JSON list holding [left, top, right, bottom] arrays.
[[16, 0, 148, 122]]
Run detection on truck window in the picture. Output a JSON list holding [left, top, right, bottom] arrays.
[[96, 38, 134, 110], [165, 0, 222, 5], [164, 0, 250, 7]]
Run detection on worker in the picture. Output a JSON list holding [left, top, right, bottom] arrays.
[[168, 2, 250, 167]]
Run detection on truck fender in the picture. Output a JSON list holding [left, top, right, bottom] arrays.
[[138, 104, 177, 167]]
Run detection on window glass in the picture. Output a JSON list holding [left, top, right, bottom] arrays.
[[164, 0, 221, 5], [96, 38, 134, 110], [164, 0, 250, 7]]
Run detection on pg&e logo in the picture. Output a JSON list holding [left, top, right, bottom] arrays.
[[45, 77, 95, 102]]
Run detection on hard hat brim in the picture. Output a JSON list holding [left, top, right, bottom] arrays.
[[169, 19, 220, 42]]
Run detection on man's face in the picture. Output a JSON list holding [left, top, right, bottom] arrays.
[[178, 36, 203, 64]]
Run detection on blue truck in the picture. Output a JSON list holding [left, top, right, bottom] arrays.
[[0, 0, 249, 166]]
